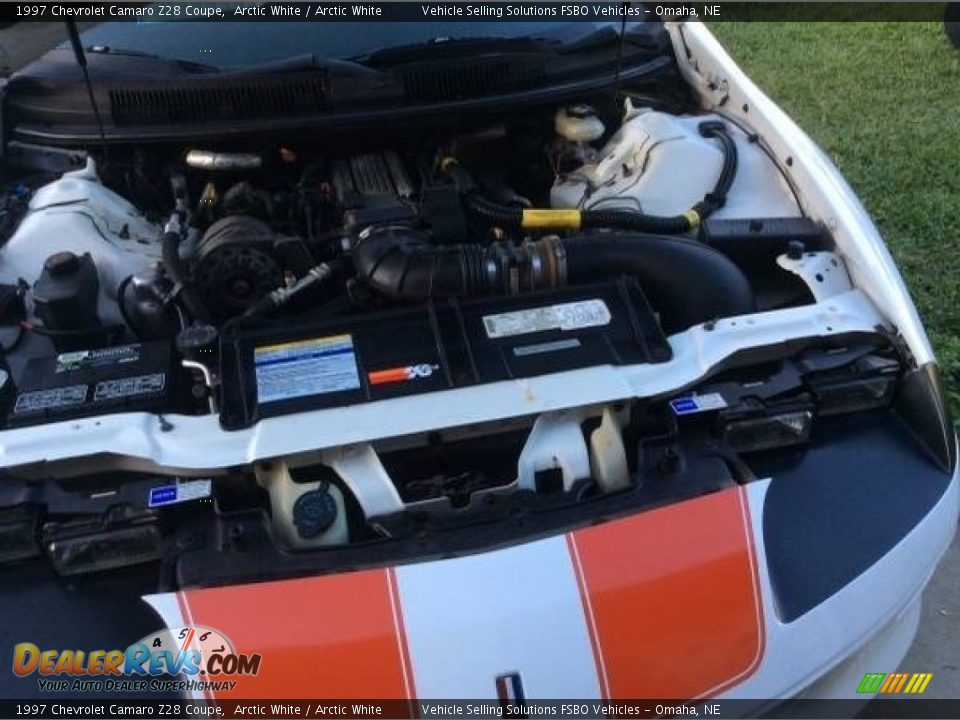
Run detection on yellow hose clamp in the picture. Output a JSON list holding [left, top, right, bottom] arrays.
[[521, 209, 582, 231], [439, 156, 459, 173], [683, 209, 701, 229]]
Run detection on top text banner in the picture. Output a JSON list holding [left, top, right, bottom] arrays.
[[2, 2, 952, 23]]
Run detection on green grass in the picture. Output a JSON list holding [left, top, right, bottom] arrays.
[[709, 22, 960, 414]]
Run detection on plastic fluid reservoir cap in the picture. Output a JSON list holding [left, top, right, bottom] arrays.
[[293, 486, 339, 539], [555, 104, 605, 143], [44, 251, 81, 276]]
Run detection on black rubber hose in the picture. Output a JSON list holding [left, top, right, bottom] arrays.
[[464, 182, 700, 234], [455, 120, 739, 235], [465, 193, 689, 234], [582, 208, 692, 235], [161, 230, 212, 324], [692, 120, 738, 217], [353, 226, 490, 301], [562, 234, 754, 333], [116, 274, 140, 340], [353, 227, 754, 333], [467, 194, 522, 226]]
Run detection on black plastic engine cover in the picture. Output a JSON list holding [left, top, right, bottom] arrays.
[[218, 277, 671, 430]]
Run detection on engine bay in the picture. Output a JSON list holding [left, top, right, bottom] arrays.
[[0, 98, 817, 416], [0, 92, 908, 581]]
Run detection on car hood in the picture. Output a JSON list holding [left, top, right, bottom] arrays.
[[145, 488, 763, 700]]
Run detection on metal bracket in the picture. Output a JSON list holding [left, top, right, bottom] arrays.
[[517, 410, 591, 493], [777, 251, 853, 301]]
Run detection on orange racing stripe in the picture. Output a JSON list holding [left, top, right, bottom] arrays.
[[569, 487, 764, 699], [179, 569, 411, 699]]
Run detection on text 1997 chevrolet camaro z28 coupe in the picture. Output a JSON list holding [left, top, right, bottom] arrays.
[[0, 16, 956, 711]]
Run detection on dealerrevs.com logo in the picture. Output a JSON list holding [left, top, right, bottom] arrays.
[[12, 626, 261, 693]]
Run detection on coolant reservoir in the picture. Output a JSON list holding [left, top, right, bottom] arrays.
[[550, 101, 799, 218], [255, 460, 349, 549], [555, 104, 605, 143]]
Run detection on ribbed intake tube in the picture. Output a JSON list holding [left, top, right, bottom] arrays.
[[352, 226, 564, 300], [352, 226, 754, 333]]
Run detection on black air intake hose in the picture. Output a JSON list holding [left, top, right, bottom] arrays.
[[352, 226, 509, 301], [562, 234, 754, 332], [446, 120, 738, 235], [353, 227, 754, 333]]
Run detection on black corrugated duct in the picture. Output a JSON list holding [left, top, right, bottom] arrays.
[[353, 227, 754, 334]]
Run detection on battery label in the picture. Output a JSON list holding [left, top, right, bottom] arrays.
[[94, 373, 166, 402], [148, 479, 212, 508], [483, 299, 611, 339], [255, 334, 361, 404], [670, 393, 728, 416], [56, 344, 141, 374], [14, 384, 88, 414]]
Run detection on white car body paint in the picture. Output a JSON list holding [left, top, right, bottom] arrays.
[[0, 24, 934, 477], [667, 22, 935, 364], [777, 251, 853, 302], [394, 534, 604, 699], [142, 464, 959, 702], [550, 107, 800, 218], [724, 471, 958, 700], [0, 289, 886, 473], [0, 159, 159, 327], [14, 20, 960, 703]]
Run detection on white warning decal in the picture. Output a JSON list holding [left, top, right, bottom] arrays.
[[255, 334, 361, 404], [483, 299, 611, 339]]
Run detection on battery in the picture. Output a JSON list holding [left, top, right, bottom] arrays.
[[218, 277, 671, 430], [8, 341, 176, 427]]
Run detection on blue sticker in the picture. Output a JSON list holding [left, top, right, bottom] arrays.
[[148, 480, 212, 508], [670, 392, 728, 416], [670, 398, 699, 414], [148, 486, 178, 507]]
